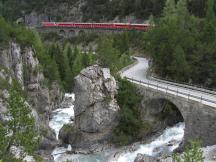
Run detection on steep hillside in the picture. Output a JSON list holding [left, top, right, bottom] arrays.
[[1, 0, 215, 26], [1, 0, 84, 26], [0, 17, 63, 161]]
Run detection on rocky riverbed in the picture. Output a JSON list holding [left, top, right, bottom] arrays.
[[49, 92, 186, 162]]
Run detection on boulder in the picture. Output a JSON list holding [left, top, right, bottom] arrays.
[[59, 124, 78, 145], [59, 65, 120, 153], [134, 154, 158, 162], [74, 65, 119, 133]]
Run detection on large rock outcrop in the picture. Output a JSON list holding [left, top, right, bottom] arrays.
[[0, 42, 63, 113], [59, 65, 119, 153]]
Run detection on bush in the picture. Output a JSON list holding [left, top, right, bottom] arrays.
[[173, 140, 204, 162]]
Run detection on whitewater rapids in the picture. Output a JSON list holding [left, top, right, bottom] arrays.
[[49, 93, 185, 162]]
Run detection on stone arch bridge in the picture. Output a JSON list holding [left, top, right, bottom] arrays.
[[121, 57, 216, 147], [134, 80, 216, 147]]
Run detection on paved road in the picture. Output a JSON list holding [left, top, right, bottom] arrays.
[[121, 57, 216, 108]]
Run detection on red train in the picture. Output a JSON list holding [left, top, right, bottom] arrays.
[[42, 22, 151, 31]]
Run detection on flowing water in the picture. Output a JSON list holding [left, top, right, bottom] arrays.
[[116, 122, 185, 162], [50, 93, 185, 162], [49, 93, 75, 140]]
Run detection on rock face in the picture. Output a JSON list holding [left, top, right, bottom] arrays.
[[74, 65, 119, 132], [0, 42, 63, 113], [21, 1, 84, 27], [59, 65, 119, 153], [0, 42, 63, 158]]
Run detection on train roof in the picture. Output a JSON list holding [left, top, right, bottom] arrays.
[[42, 22, 150, 26]]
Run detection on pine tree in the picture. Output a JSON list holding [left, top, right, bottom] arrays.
[[206, 0, 215, 21], [72, 52, 84, 77], [176, 0, 189, 27], [149, 14, 155, 26], [62, 44, 73, 91], [168, 45, 190, 81], [163, 0, 176, 17]]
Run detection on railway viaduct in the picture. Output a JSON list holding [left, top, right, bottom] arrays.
[[36, 26, 122, 37], [36, 22, 150, 37]]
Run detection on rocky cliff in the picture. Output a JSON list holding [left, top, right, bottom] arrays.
[[59, 65, 119, 153], [20, 1, 84, 27], [0, 42, 63, 160]]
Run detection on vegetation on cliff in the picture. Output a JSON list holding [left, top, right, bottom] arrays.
[[0, 16, 60, 84], [0, 81, 39, 161]]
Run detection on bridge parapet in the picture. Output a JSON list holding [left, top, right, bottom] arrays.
[[126, 77, 216, 107]]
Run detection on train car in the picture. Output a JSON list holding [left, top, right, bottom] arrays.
[[42, 22, 56, 27], [42, 22, 151, 31]]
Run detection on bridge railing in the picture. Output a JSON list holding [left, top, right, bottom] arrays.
[[149, 76, 216, 95], [125, 77, 216, 105]]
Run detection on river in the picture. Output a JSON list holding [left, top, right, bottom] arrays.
[[49, 93, 185, 162]]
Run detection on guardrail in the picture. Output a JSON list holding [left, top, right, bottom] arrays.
[[149, 76, 216, 95], [125, 77, 216, 105]]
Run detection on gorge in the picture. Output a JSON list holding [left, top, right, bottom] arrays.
[[1, 0, 216, 161], [49, 63, 186, 162]]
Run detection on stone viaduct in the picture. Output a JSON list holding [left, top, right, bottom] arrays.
[[136, 83, 216, 147], [36, 27, 123, 38]]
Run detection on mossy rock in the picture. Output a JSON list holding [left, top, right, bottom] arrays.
[[59, 124, 81, 145]]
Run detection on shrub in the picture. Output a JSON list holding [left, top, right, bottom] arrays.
[[173, 140, 204, 162], [0, 81, 39, 161]]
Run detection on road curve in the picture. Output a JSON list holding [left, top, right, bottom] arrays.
[[121, 57, 216, 108]]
